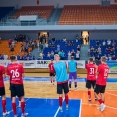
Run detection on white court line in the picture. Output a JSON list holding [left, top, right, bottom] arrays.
[[106, 92, 117, 96], [82, 103, 117, 110], [79, 99, 82, 117], [54, 99, 65, 117]]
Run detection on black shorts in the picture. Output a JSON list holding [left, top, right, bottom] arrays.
[[50, 73, 55, 77], [57, 82, 69, 94], [10, 84, 25, 97], [94, 84, 106, 94], [86, 80, 96, 89], [0, 87, 5, 96]]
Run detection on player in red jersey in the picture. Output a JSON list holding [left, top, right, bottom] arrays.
[[48, 60, 55, 84], [0, 65, 10, 116], [7, 55, 28, 117], [86, 57, 97, 101], [94, 56, 109, 111]]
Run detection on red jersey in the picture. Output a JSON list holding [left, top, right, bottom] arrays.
[[7, 63, 24, 84], [96, 63, 109, 86], [86, 64, 97, 80], [0, 65, 5, 88], [48, 62, 55, 73]]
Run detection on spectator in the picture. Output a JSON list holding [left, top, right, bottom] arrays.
[[29, 53, 33, 60], [108, 54, 112, 60], [71, 41, 74, 46], [8, 39, 12, 48], [96, 40, 100, 46], [107, 39, 111, 46], [104, 54, 108, 60], [39, 52, 44, 60], [63, 37, 67, 42], [68, 51, 71, 60], [14, 34, 18, 42], [1, 54, 4, 60], [45, 42, 48, 48], [76, 51, 80, 60], [95, 55, 100, 61], [92, 55, 95, 61], [102, 40, 106, 46], [40, 43, 43, 52], [71, 49, 75, 57], [25, 45, 29, 53], [75, 34, 79, 42], [10, 46, 14, 52], [51, 51, 54, 57], [90, 46, 94, 52], [17, 54, 20, 60], [25, 38, 28, 45], [68, 41, 71, 46], [77, 45, 80, 51], [22, 54, 27, 60], [98, 46, 101, 54], [57, 44, 60, 52], [88, 47, 90, 55], [33, 54, 36, 60], [4, 53, 8, 60], [95, 49, 99, 56], [52, 37, 56, 44], [112, 55, 116, 60], [47, 52, 51, 58], [61, 50, 65, 60]]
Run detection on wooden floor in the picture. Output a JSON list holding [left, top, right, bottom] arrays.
[[4, 73, 117, 117]]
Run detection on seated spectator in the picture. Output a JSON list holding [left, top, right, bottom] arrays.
[[52, 37, 56, 44], [63, 37, 67, 42], [57, 44, 60, 52], [51, 51, 54, 57], [77, 45, 80, 51], [104, 54, 108, 60], [45, 42, 48, 48], [96, 40, 100, 46], [61, 50, 65, 60], [4, 53, 8, 60], [95, 55, 101, 61], [110, 48, 114, 55], [76, 34, 79, 42], [39, 52, 44, 60], [25, 38, 28, 45], [8, 39, 12, 48], [102, 40, 106, 46], [94, 49, 99, 56], [71, 41, 74, 46], [25, 45, 29, 53], [47, 52, 51, 58], [111, 55, 116, 60], [17, 54, 20, 60], [68, 41, 71, 46], [90, 46, 94, 52], [107, 39, 111, 46], [68, 51, 71, 60], [92, 55, 95, 61], [0, 54, 4, 60], [29, 53, 33, 60], [108, 54, 112, 60], [98, 46, 101, 54], [71, 49, 75, 57], [22, 54, 27, 60], [33, 54, 36, 60], [76, 51, 80, 60], [10, 47, 14, 52]]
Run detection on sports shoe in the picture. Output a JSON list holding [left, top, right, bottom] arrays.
[[21, 113, 29, 117], [97, 106, 101, 110], [100, 103, 106, 112], [59, 107, 63, 112], [74, 87, 78, 90], [69, 87, 72, 91], [88, 98, 92, 101], [66, 105, 69, 110], [3, 111, 10, 116]]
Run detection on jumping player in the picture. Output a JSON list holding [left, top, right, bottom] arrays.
[[54, 54, 69, 112], [94, 56, 109, 111], [68, 56, 77, 90], [85, 57, 97, 101], [7, 55, 28, 117], [48, 60, 55, 84], [0, 65, 10, 116]]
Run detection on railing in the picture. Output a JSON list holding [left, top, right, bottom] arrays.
[[0, 21, 117, 26]]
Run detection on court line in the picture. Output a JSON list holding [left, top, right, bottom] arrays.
[[82, 103, 117, 110], [79, 99, 82, 117], [106, 92, 117, 96], [54, 99, 65, 117]]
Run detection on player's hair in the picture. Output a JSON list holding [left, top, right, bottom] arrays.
[[54, 54, 60, 58], [101, 56, 107, 62], [10, 55, 16, 61], [89, 57, 93, 62], [71, 56, 74, 60]]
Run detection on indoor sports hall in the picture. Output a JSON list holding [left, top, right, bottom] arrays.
[[0, 0, 117, 117]]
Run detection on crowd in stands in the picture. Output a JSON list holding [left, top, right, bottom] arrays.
[[89, 39, 117, 61]]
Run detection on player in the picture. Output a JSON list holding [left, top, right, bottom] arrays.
[[0, 65, 10, 116], [7, 55, 28, 117], [48, 60, 55, 84], [7, 62, 21, 107], [68, 56, 77, 90], [54, 54, 69, 112], [85, 57, 97, 101], [94, 56, 109, 111]]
